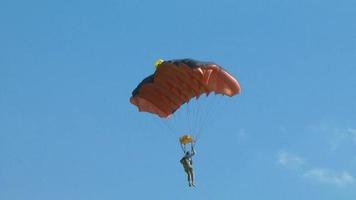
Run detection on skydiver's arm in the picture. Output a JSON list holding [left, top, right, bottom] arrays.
[[190, 145, 195, 156], [181, 143, 186, 153]]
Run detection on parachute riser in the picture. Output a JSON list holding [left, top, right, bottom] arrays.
[[180, 142, 195, 153]]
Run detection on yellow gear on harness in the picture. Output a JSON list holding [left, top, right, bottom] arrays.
[[154, 59, 164, 68]]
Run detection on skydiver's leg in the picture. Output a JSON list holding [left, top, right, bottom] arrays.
[[189, 168, 195, 187], [184, 169, 191, 187], [186, 170, 192, 186]]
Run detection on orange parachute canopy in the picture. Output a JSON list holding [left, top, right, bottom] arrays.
[[130, 59, 241, 118]]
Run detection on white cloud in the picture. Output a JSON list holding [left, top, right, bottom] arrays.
[[277, 151, 355, 187], [303, 168, 355, 187], [277, 151, 305, 170], [308, 123, 356, 150], [347, 128, 356, 144]]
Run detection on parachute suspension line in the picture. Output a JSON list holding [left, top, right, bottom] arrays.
[[189, 101, 193, 136], [182, 96, 203, 144], [195, 94, 225, 142], [194, 95, 212, 142], [202, 95, 223, 133], [186, 100, 194, 137], [190, 96, 201, 143], [193, 96, 203, 142], [156, 117, 177, 138], [185, 100, 190, 135], [188, 100, 195, 139], [180, 143, 186, 153]]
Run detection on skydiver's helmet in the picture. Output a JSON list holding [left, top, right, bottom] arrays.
[[185, 151, 190, 156]]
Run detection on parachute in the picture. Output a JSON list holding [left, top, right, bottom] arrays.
[[130, 58, 241, 148]]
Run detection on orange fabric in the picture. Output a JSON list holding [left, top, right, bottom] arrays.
[[130, 63, 241, 118]]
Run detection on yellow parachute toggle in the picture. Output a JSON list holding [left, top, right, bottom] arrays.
[[155, 59, 164, 68], [179, 134, 194, 145]]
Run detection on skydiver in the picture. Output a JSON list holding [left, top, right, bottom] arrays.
[[180, 142, 196, 187]]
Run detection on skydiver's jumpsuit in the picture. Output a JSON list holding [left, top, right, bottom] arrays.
[[180, 148, 195, 187]]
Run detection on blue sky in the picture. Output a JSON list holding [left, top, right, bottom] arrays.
[[1, 0, 356, 199]]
